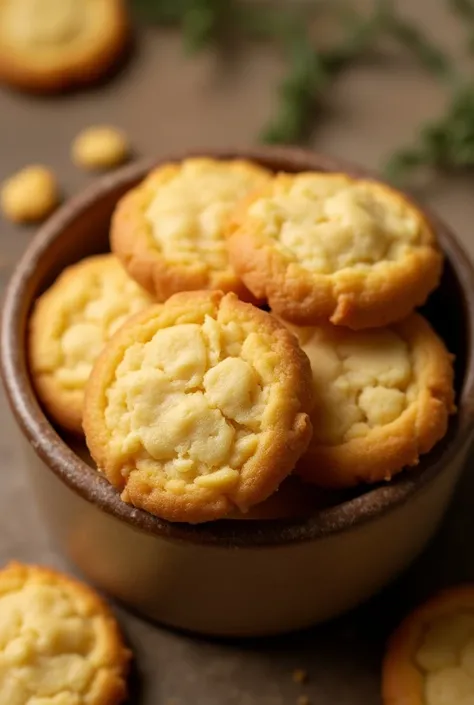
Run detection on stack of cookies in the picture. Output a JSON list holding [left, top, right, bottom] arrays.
[[28, 157, 456, 524]]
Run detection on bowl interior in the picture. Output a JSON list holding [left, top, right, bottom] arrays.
[[3, 147, 474, 547]]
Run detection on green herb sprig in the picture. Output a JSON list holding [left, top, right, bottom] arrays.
[[133, 0, 474, 184]]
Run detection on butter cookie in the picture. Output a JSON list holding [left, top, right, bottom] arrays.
[[29, 254, 154, 434], [0, 561, 130, 705], [0, 0, 129, 93], [227, 172, 442, 328], [285, 313, 455, 488], [83, 291, 313, 523], [111, 158, 270, 302], [382, 586, 474, 705]]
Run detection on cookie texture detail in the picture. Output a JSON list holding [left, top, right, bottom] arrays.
[[227, 172, 443, 328], [83, 291, 313, 523], [29, 254, 154, 433], [285, 313, 455, 487], [111, 158, 270, 301], [0, 561, 130, 705]]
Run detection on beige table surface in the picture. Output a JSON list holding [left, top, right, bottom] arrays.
[[1, 4, 474, 704]]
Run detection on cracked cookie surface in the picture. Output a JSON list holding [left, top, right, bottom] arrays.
[[29, 254, 154, 434], [383, 586, 474, 705], [83, 291, 313, 523], [0, 0, 129, 93], [0, 562, 130, 705], [111, 158, 270, 302], [284, 313, 455, 488], [227, 172, 442, 328]]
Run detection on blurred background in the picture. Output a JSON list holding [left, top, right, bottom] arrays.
[[1, 2, 474, 704]]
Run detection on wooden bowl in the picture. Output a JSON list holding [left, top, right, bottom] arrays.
[[2, 147, 474, 637]]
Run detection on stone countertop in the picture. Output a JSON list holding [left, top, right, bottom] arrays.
[[1, 5, 474, 703]]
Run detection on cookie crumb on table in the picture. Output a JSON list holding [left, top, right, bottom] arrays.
[[292, 668, 309, 684], [1, 165, 59, 223], [297, 695, 311, 705], [72, 125, 130, 170]]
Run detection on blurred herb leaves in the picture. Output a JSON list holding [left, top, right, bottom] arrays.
[[133, 0, 474, 184]]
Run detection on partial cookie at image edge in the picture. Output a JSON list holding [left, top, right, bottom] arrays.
[[382, 585, 474, 705], [0, 0, 130, 93], [0, 561, 131, 705]]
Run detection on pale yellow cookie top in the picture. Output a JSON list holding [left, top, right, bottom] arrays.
[[84, 291, 313, 522], [0, 0, 120, 67], [29, 253, 153, 433], [416, 612, 474, 705], [245, 172, 435, 274], [287, 313, 455, 487], [382, 587, 474, 705], [0, 562, 130, 705], [144, 158, 270, 272], [290, 323, 414, 445]]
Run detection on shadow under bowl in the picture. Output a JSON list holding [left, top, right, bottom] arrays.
[[2, 146, 474, 637]]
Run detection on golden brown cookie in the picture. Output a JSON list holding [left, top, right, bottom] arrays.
[[284, 313, 455, 488], [382, 586, 474, 705], [227, 172, 442, 329], [83, 291, 313, 524], [110, 158, 270, 302], [29, 254, 154, 434], [0, 561, 130, 705], [0, 0, 129, 93]]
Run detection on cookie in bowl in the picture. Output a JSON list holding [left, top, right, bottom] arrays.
[[0, 0, 129, 93], [83, 290, 313, 523], [111, 157, 270, 302], [227, 172, 442, 328], [0, 561, 130, 704], [29, 253, 154, 434], [284, 313, 455, 488]]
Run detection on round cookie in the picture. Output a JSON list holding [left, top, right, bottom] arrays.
[[29, 254, 154, 434], [111, 157, 270, 302], [0, 561, 130, 705], [0, 0, 129, 93], [83, 291, 313, 524], [382, 586, 474, 705], [226, 172, 442, 329], [284, 313, 455, 488]]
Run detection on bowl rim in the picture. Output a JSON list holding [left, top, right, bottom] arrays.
[[2, 145, 474, 548]]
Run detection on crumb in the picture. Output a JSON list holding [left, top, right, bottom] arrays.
[[72, 125, 130, 170], [292, 668, 308, 684], [1, 165, 59, 223], [297, 696, 311, 705]]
